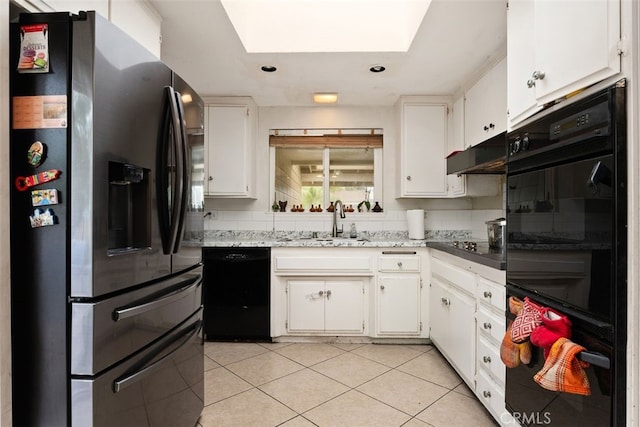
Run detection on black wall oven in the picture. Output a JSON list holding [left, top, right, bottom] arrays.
[[505, 80, 626, 426]]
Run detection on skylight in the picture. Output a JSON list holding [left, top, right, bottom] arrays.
[[220, 0, 432, 53]]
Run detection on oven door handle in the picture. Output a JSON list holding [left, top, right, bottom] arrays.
[[578, 350, 610, 369], [587, 160, 612, 191]]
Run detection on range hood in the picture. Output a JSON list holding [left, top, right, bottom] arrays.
[[446, 131, 507, 174]]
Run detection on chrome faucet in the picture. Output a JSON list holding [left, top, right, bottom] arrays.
[[332, 200, 346, 237]]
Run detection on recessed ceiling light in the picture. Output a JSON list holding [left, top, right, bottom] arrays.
[[370, 65, 386, 73], [261, 65, 277, 72], [313, 93, 338, 104]]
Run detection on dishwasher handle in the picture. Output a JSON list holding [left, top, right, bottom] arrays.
[[206, 248, 271, 263]]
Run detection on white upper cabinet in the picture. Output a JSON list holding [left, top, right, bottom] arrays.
[[508, 0, 621, 127], [204, 98, 256, 198], [397, 98, 449, 198], [464, 57, 507, 148], [447, 95, 466, 197], [39, 0, 161, 57], [109, 1, 162, 58]]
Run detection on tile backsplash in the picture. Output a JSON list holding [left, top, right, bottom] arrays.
[[204, 208, 504, 241]]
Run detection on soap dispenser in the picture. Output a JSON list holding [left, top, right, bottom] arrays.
[[350, 223, 357, 238]]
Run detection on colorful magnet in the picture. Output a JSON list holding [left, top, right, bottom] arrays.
[[27, 141, 46, 167], [17, 24, 49, 74], [31, 188, 59, 206], [29, 208, 57, 228], [15, 169, 61, 192]]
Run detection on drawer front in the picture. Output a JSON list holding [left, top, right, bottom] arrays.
[[476, 306, 505, 343], [378, 256, 420, 272], [274, 256, 372, 275], [477, 277, 505, 312], [431, 256, 475, 295], [476, 368, 506, 422], [477, 334, 505, 384]]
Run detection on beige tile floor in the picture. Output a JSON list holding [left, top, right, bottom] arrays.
[[197, 341, 498, 427]]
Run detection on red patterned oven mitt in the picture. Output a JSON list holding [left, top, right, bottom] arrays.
[[510, 297, 543, 343]]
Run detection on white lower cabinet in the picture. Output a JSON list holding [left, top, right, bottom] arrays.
[[376, 253, 423, 336], [430, 249, 512, 426], [429, 275, 476, 385], [287, 279, 365, 334], [475, 275, 513, 425], [272, 247, 430, 339], [377, 275, 421, 335], [476, 368, 507, 420]]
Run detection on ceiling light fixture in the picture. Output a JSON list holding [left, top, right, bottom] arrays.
[[369, 65, 386, 73], [261, 65, 277, 72], [313, 93, 338, 104]]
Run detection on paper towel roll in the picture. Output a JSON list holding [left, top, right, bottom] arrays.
[[407, 209, 425, 239]]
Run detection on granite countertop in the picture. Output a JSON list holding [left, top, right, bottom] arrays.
[[203, 235, 427, 248], [201, 230, 505, 270]]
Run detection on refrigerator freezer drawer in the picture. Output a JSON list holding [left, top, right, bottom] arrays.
[[72, 265, 202, 375], [72, 309, 204, 427]]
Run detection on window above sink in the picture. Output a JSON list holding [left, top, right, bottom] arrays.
[[270, 129, 383, 212]]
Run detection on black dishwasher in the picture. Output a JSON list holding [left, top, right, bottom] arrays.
[[202, 247, 271, 341]]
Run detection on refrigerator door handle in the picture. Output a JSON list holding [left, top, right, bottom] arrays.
[[113, 318, 202, 393], [172, 90, 190, 253], [157, 86, 185, 255], [112, 273, 202, 321]]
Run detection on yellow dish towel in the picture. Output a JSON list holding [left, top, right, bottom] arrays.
[[533, 337, 591, 396]]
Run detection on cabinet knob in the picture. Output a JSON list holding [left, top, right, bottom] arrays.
[[397, 262, 403, 268], [406, 175, 412, 181], [326, 290, 332, 299], [527, 70, 546, 88], [318, 290, 324, 296], [532, 70, 546, 81], [484, 125, 489, 131], [483, 356, 492, 364], [483, 291, 492, 299], [483, 322, 492, 330], [208, 176, 213, 181], [441, 297, 450, 306], [483, 390, 492, 398], [380, 285, 385, 290]]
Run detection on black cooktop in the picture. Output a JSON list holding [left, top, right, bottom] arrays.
[[427, 241, 506, 270]]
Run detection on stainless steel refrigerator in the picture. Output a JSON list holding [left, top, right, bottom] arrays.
[[9, 11, 205, 427]]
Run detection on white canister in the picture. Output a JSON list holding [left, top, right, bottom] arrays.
[[407, 209, 425, 239]]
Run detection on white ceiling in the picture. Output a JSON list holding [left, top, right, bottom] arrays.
[[150, 0, 507, 107]]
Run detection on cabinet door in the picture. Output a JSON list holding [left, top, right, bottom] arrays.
[[508, 0, 620, 126], [429, 277, 451, 350], [464, 58, 507, 148], [206, 105, 250, 196], [324, 280, 364, 333], [400, 103, 448, 197], [534, 0, 620, 106], [287, 280, 325, 332], [507, 0, 541, 127], [447, 285, 476, 384], [110, 1, 162, 58], [377, 275, 421, 335], [448, 96, 466, 196]]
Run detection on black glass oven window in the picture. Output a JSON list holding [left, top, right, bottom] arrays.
[[506, 154, 613, 322]]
